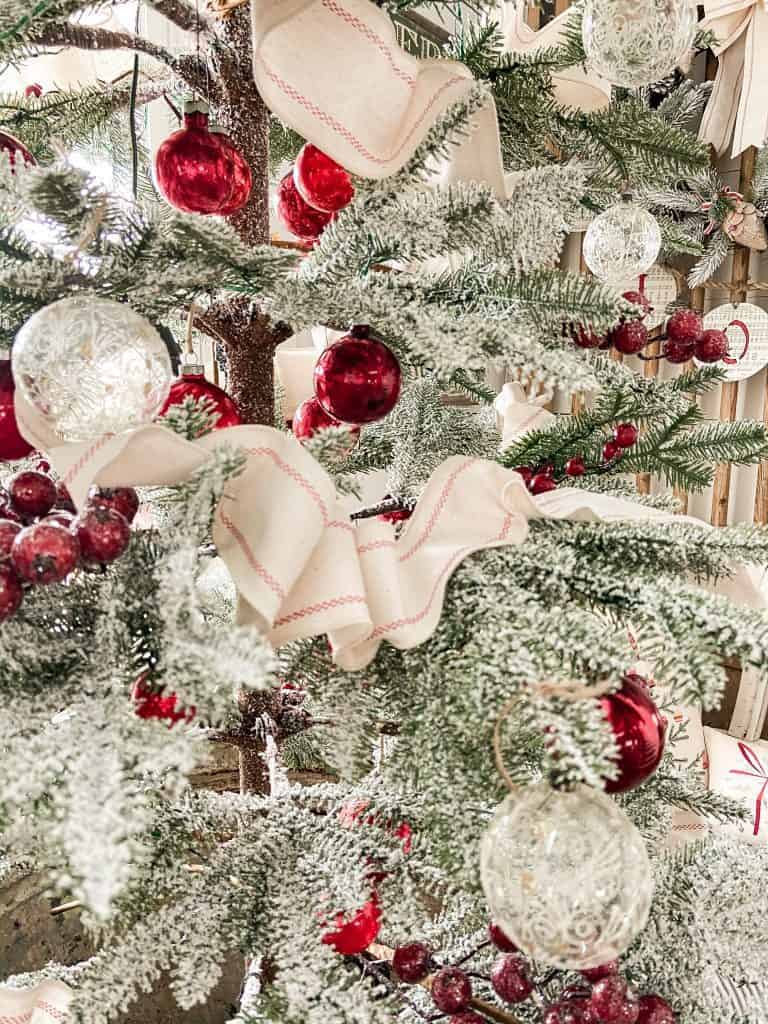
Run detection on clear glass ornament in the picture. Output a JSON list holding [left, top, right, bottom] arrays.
[[582, 0, 697, 89], [480, 782, 653, 969], [13, 296, 172, 442], [583, 202, 661, 284]]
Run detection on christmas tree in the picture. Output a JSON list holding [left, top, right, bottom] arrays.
[[2, 1, 768, 1022]]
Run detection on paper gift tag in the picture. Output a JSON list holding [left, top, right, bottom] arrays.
[[696, 302, 768, 381], [704, 726, 768, 844]]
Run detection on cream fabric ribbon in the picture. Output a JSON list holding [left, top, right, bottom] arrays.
[[699, 0, 768, 158], [249, 0, 607, 196], [0, 980, 73, 1023]]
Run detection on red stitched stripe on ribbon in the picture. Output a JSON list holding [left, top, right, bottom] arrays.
[[274, 594, 368, 628], [399, 459, 477, 562], [219, 508, 286, 601], [244, 447, 330, 526], [321, 0, 416, 86], [62, 434, 113, 487]]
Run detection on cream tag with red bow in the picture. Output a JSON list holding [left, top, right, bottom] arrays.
[[696, 302, 768, 381]]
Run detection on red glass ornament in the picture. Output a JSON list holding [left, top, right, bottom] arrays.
[[602, 440, 621, 462], [392, 942, 432, 983], [11, 522, 79, 585], [0, 130, 35, 170], [88, 486, 139, 524], [292, 396, 360, 444], [530, 472, 557, 495], [0, 564, 22, 621], [611, 321, 648, 355], [314, 327, 401, 425], [277, 171, 334, 241], [154, 100, 237, 215], [666, 309, 702, 345], [321, 895, 381, 955], [75, 506, 131, 565], [0, 518, 21, 560], [694, 329, 729, 364], [490, 954, 534, 1005], [294, 143, 354, 214], [160, 363, 243, 430], [600, 674, 666, 792], [613, 424, 638, 448], [636, 995, 675, 1024], [0, 360, 33, 461], [209, 124, 252, 215], [565, 456, 586, 477], [489, 922, 518, 952], [662, 338, 695, 364], [431, 968, 472, 1014], [590, 977, 628, 1024], [8, 471, 56, 519]]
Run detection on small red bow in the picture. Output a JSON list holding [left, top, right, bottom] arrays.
[[729, 741, 768, 836]]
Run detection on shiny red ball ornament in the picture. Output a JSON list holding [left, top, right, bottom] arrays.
[[0, 564, 22, 621], [694, 329, 729, 364], [530, 472, 557, 495], [611, 321, 648, 355], [154, 100, 238, 215], [590, 976, 628, 1024], [636, 995, 675, 1024], [666, 308, 702, 345], [0, 130, 35, 170], [0, 360, 34, 461], [321, 895, 381, 955], [662, 337, 695, 364], [88, 486, 139, 524], [314, 327, 401, 425], [292, 396, 360, 444], [602, 440, 621, 462], [209, 124, 252, 215], [160, 363, 243, 430], [431, 968, 472, 1014], [600, 674, 666, 793], [75, 506, 131, 565], [565, 456, 586, 477], [294, 143, 354, 214], [580, 961, 619, 983], [8, 471, 56, 519], [613, 423, 638, 448], [392, 942, 432, 983], [489, 922, 518, 952], [277, 170, 334, 241], [0, 518, 21, 560], [11, 522, 79, 585], [490, 954, 534, 1004]]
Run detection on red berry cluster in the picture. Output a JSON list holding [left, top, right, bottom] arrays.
[[661, 309, 728, 365], [132, 674, 196, 728], [570, 289, 654, 356], [515, 424, 639, 495], [0, 471, 138, 623], [277, 142, 354, 242], [389, 925, 674, 1024]]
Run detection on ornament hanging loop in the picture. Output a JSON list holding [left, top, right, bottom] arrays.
[[493, 678, 617, 793]]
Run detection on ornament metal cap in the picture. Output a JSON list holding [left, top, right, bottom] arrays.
[[349, 324, 371, 339], [182, 97, 210, 116]]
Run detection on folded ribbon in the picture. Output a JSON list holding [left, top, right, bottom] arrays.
[[698, 0, 768, 158], [0, 980, 73, 1023]]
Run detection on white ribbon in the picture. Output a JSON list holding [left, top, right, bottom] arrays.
[[0, 981, 73, 1023], [699, 0, 768, 158]]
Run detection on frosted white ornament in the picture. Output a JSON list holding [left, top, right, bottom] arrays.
[[13, 296, 172, 442], [480, 781, 653, 969], [582, 0, 697, 89], [583, 202, 661, 284]]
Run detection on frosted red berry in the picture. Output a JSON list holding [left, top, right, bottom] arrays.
[[622, 290, 652, 317], [75, 507, 131, 565], [0, 519, 21, 560], [490, 953, 534, 1004], [449, 1015, 485, 1024], [618, 990, 640, 1024], [488, 922, 518, 952], [431, 968, 472, 1014], [0, 564, 22, 620], [663, 338, 695, 364], [88, 486, 139, 524], [565, 456, 586, 477], [392, 942, 432, 983], [544, 1000, 596, 1024], [8, 471, 56, 519], [637, 994, 675, 1024], [580, 961, 619, 982], [602, 440, 621, 461], [530, 472, 557, 495], [613, 424, 638, 448], [589, 976, 628, 1023], [11, 522, 79, 584], [666, 308, 702, 345], [694, 328, 729, 364], [43, 512, 74, 529], [611, 321, 648, 355]]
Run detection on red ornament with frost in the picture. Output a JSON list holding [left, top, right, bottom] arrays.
[[292, 396, 360, 444], [277, 170, 334, 241], [154, 99, 237, 215], [160, 362, 243, 431], [132, 675, 196, 727], [11, 522, 79, 585]]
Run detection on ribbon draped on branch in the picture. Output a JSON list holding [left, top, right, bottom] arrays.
[[0, 980, 73, 1023], [698, 0, 768, 158]]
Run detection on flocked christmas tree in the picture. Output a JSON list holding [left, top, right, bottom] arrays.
[[2, 1, 768, 1023]]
